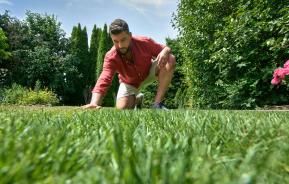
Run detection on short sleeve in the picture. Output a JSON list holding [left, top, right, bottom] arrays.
[[147, 37, 166, 57], [91, 54, 116, 95]]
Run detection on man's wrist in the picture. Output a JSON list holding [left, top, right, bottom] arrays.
[[165, 46, 171, 55], [91, 92, 103, 106]]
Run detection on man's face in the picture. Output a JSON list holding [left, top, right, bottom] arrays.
[[111, 31, 132, 54]]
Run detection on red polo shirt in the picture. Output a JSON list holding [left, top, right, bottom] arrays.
[[92, 36, 165, 95]]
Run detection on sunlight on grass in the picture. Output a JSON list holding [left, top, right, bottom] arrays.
[[0, 106, 289, 183]]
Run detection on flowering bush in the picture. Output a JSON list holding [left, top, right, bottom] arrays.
[[271, 60, 289, 85]]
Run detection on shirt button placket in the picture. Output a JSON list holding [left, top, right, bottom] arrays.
[[134, 65, 141, 80]]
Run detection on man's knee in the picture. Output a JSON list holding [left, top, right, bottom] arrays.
[[116, 95, 136, 109], [166, 54, 176, 71]]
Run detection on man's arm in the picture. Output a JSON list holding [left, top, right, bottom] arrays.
[[82, 54, 116, 109]]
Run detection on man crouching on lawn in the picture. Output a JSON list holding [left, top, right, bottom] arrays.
[[82, 18, 175, 110]]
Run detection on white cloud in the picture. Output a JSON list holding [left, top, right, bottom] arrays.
[[65, 0, 103, 3], [118, 0, 174, 7], [123, 3, 147, 16], [0, 0, 12, 5], [116, 0, 176, 17], [65, 0, 103, 8]]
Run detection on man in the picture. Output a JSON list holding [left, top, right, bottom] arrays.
[[82, 19, 175, 110]]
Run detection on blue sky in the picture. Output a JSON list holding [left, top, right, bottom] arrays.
[[0, 0, 178, 44]]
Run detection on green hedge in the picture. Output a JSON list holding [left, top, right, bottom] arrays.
[[174, 0, 289, 109], [1, 83, 59, 105]]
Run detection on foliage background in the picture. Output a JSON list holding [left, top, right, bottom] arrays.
[[1, 0, 289, 109], [0, 11, 115, 106], [173, 0, 289, 109]]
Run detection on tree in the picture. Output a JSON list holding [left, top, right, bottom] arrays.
[[96, 24, 108, 79], [173, 0, 289, 109], [70, 26, 80, 53], [25, 11, 66, 53], [80, 26, 89, 80], [51, 53, 81, 104], [1, 11, 122, 105], [23, 12, 69, 89], [67, 24, 91, 104], [89, 25, 101, 84], [0, 28, 11, 86], [79, 26, 91, 103], [0, 28, 11, 60], [0, 11, 30, 86], [24, 45, 56, 87]]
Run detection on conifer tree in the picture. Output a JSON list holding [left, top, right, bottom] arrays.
[[106, 31, 118, 106], [96, 24, 108, 78], [68, 24, 90, 104], [89, 25, 101, 84], [80, 26, 89, 84], [80, 26, 90, 102]]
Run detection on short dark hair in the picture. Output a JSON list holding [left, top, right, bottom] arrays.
[[109, 19, 130, 35]]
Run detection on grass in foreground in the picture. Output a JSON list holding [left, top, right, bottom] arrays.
[[0, 106, 289, 184]]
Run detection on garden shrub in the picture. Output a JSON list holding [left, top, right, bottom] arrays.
[[1, 83, 59, 105]]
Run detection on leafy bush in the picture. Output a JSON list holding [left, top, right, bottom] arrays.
[[0, 87, 4, 102], [1, 83, 59, 105], [1, 83, 28, 104], [20, 89, 59, 105], [174, 0, 289, 109]]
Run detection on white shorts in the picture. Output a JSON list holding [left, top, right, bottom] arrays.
[[116, 59, 158, 99]]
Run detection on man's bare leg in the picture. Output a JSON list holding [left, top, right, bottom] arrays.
[[155, 54, 176, 103], [116, 95, 136, 109]]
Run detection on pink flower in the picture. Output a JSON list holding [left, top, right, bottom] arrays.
[[271, 77, 281, 85], [271, 67, 289, 85], [271, 59, 289, 85], [273, 68, 285, 79], [284, 60, 289, 68]]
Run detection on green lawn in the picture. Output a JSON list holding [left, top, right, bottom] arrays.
[[0, 106, 289, 183]]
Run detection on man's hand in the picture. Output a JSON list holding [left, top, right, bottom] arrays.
[[156, 46, 171, 68], [81, 103, 102, 109], [81, 93, 104, 109]]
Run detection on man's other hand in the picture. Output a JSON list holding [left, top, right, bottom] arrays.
[[156, 46, 170, 68]]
